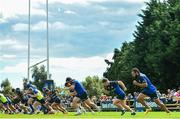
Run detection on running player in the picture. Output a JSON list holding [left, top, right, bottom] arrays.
[[131, 68, 170, 114], [68, 88, 95, 114], [102, 78, 136, 116], [12, 88, 29, 114], [0, 93, 16, 114], [26, 87, 50, 114], [65, 77, 100, 115], [43, 88, 67, 114]]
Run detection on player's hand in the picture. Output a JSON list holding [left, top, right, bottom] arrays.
[[124, 88, 127, 92], [133, 80, 138, 85]]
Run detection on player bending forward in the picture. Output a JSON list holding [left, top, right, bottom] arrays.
[[65, 77, 100, 115], [131, 68, 170, 114], [102, 78, 136, 116]]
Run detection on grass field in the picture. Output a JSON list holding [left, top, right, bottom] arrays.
[[0, 112, 179, 119]]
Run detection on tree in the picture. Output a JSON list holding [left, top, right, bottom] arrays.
[[82, 76, 103, 98], [1, 78, 12, 94], [104, 0, 180, 93], [31, 65, 53, 91]]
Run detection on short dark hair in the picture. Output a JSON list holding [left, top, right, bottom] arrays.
[[132, 67, 140, 73], [65, 82, 71, 87], [102, 78, 109, 83], [66, 77, 73, 82]]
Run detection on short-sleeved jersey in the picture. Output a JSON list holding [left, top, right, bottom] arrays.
[[0, 94, 7, 103], [72, 80, 87, 96], [33, 90, 43, 100], [26, 84, 36, 90], [105, 81, 125, 96], [138, 73, 157, 94], [49, 90, 59, 100]]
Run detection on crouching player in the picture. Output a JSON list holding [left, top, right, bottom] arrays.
[[102, 78, 136, 116], [12, 88, 29, 114], [131, 68, 170, 114], [27, 87, 53, 114], [65, 77, 100, 115], [43, 88, 67, 114], [0, 93, 16, 114]]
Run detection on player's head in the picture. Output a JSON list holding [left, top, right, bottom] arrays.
[[102, 78, 109, 86], [14, 88, 21, 95], [44, 88, 50, 94], [66, 77, 73, 82], [12, 88, 15, 93], [42, 87, 48, 92], [65, 77, 74, 87], [131, 67, 140, 78], [65, 82, 72, 87], [28, 87, 34, 93]]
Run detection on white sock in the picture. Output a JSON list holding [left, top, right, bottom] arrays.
[[76, 108, 81, 114]]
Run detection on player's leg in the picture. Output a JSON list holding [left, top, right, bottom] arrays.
[[8, 104, 16, 113], [113, 99, 126, 116], [0, 104, 6, 113], [3, 103, 12, 114], [113, 99, 124, 109], [153, 98, 170, 113], [137, 93, 151, 109], [72, 97, 81, 109], [57, 104, 68, 114], [119, 99, 135, 115], [82, 102, 95, 114], [6, 98, 17, 113], [84, 98, 99, 111], [39, 99, 52, 114], [137, 93, 152, 115], [33, 101, 41, 114], [51, 102, 63, 112], [27, 98, 35, 114], [51, 102, 57, 111], [20, 104, 29, 114], [72, 97, 81, 115], [44, 101, 53, 112], [54, 98, 68, 114], [21, 98, 31, 114]]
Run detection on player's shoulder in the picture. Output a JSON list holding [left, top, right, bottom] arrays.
[[140, 73, 146, 77], [139, 73, 147, 79], [72, 79, 78, 83], [110, 81, 118, 85]]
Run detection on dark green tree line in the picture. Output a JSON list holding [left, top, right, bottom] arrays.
[[104, 0, 180, 93]]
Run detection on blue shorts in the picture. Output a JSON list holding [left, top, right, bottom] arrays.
[[141, 90, 158, 100], [116, 93, 126, 100], [3, 97, 12, 105], [77, 92, 88, 102]]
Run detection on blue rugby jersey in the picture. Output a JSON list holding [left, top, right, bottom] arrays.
[[138, 73, 157, 94], [72, 80, 87, 96]]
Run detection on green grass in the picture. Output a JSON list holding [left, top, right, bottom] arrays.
[[0, 112, 179, 119]]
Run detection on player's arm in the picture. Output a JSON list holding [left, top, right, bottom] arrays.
[[28, 94, 36, 97], [70, 91, 77, 96], [69, 90, 77, 96], [133, 80, 147, 88], [103, 86, 110, 95], [103, 89, 110, 95], [118, 81, 127, 91]]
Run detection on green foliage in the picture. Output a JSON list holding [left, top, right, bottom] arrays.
[[31, 65, 53, 91], [82, 76, 103, 98], [0, 78, 12, 94], [104, 0, 180, 93]]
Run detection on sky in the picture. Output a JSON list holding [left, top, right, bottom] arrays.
[[0, 0, 149, 88]]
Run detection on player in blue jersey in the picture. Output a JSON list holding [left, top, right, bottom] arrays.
[[65, 77, 99, 115], [102, 78, 136, 116], [24, 83, 37, 114], [43, 88, 68, 114], [131, 68, 170, 114]]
